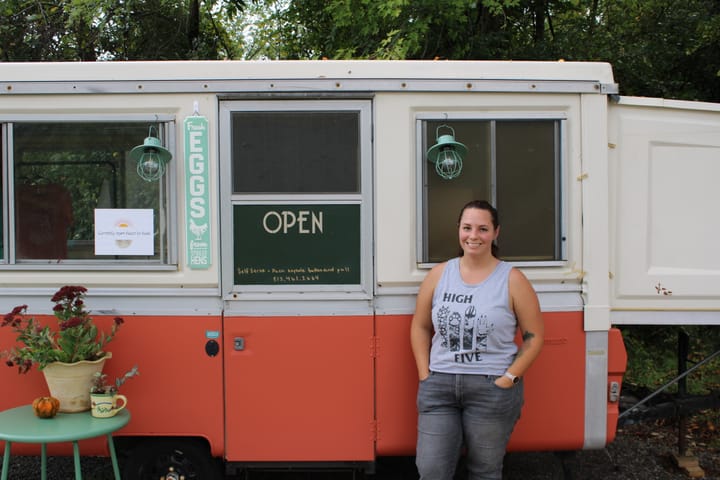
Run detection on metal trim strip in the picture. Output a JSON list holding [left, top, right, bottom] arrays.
[[1, 79, 614, 95], [583, 331, 609, 449]]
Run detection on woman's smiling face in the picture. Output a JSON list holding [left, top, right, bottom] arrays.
[[458, 207, 499, 256]]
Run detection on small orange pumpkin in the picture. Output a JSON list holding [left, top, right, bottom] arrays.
[[32, 396, 60, 418]]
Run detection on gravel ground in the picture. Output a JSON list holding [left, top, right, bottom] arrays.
[[384, 419, 720, 480], [2, 419, 718, 479]]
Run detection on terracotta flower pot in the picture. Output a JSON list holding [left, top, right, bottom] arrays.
[[42, 354, 111, 413]]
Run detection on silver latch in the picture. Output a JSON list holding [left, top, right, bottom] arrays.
[[234, 337, 245, 351], [608, 381, 620, 402]]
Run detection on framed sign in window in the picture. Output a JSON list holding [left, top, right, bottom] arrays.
[[233, 204, 361, 286]]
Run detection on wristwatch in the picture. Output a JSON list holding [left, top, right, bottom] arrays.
[[504, 372, 520, 384]]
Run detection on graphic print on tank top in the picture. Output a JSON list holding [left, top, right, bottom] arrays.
[[436, 302, 495, 354], [430, 260, 515, 372]]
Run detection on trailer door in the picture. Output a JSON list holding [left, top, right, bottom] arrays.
[[609, 96, 720, 322], [218, 100, 375, 462]]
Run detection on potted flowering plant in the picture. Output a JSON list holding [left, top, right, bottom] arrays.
[[89, 366, 138, 418], [1, 285, 125, 412], [90, 366, 139, 395], [1, 285, 123, 372]]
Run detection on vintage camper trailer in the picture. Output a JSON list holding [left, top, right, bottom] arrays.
[[0, 60, 718, 478]]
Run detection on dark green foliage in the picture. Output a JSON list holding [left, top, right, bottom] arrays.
[[0, 0, 250, 61], [1, 0, 719, 103], [260, 0, 720, 102], [622, 326, 720, 394]]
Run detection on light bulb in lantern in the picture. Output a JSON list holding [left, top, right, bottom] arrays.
[[426, 125, 468, 180], [130, 128, 172, 182]]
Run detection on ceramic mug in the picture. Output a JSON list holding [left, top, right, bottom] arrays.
[[90, 393, 128, 418]]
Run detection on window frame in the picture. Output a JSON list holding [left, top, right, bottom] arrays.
[[415, 111, 568, 268], [219, 99, 374, 300], [0, 114, 178, 270]]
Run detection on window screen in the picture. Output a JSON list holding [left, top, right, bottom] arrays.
[[422, 119, 562, 263], [231, 111, 359, 194]]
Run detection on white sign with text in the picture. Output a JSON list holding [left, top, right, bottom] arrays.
[[94, 209, 154, 255]]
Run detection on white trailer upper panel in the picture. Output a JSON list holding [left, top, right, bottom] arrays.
[[609, 96, 720, 324], [1, 61, 718, 326]]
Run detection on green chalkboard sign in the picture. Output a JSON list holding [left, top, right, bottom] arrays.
[[233, 204, 361, 285]]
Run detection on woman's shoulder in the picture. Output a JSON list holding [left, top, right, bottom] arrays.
[[428, 260, 449, 279], [508, 265, 536, 296], [421, 258, 455, 287], [436, 256, 462, 273]]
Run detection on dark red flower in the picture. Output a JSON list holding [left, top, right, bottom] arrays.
[[60, 317, 84, 330], [19, 359, 32, 374], [2, 286, 124, 374], [2, 305, 27, 327], [50, 285, 87, 303]]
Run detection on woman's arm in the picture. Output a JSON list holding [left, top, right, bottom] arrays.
[[495, 267, 544, 387], [410, 263, 444, 381]]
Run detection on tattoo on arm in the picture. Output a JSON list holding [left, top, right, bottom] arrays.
[[516, 331, 536, 358]]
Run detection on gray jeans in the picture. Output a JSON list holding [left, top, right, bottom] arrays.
[[415, 372, 524, 480]]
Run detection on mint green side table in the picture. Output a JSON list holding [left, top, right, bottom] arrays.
[[0, 405, 130, 480]]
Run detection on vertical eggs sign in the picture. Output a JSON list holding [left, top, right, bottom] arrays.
[[184, 115, 211, 269]]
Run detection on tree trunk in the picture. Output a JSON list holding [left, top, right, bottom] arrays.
[[534, 0, 545, 42], [188, 0, 200, 48]]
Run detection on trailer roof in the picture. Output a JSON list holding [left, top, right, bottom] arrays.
[[0, 60, 617, 95], [0, 60, 615, 82]]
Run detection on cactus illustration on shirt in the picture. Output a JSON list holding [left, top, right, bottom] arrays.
[[475, 313, 494, 351], [448, 312, 462, 352], [437, 306, 450, 348], [463, 305, 476, 350]]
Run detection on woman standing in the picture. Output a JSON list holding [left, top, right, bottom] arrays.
[[410, 200, 544, 480]]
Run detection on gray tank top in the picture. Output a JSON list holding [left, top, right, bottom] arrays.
[[429, 258, 518, 375]]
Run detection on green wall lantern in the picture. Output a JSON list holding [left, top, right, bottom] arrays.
[[426, 125, 467, 180], [130, 127, 172, 182]]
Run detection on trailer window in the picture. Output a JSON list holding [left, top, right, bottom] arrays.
[[420, 119, 563, 264], [230, 111, 359, 194], [220, 100, 372, 296], [4, 121, 173, 265]]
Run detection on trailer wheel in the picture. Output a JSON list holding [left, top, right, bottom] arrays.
[[122, 438, 223, 480]]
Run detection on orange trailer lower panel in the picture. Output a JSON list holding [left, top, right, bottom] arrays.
[[223, 315, 375, 462], [0, 315, 225, 457], [509, 312, 586, 451], [375, 311, 622, 455], [1, 310, 626, 461]]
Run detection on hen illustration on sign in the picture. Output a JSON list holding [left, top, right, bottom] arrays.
[[184, 115, 211, 269]]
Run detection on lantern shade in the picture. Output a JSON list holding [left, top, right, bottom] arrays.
[[129, 136, 172, 164], [426, 134, 468, 164], [426, 126, 467, 180], [130, 133, 172, 182]]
